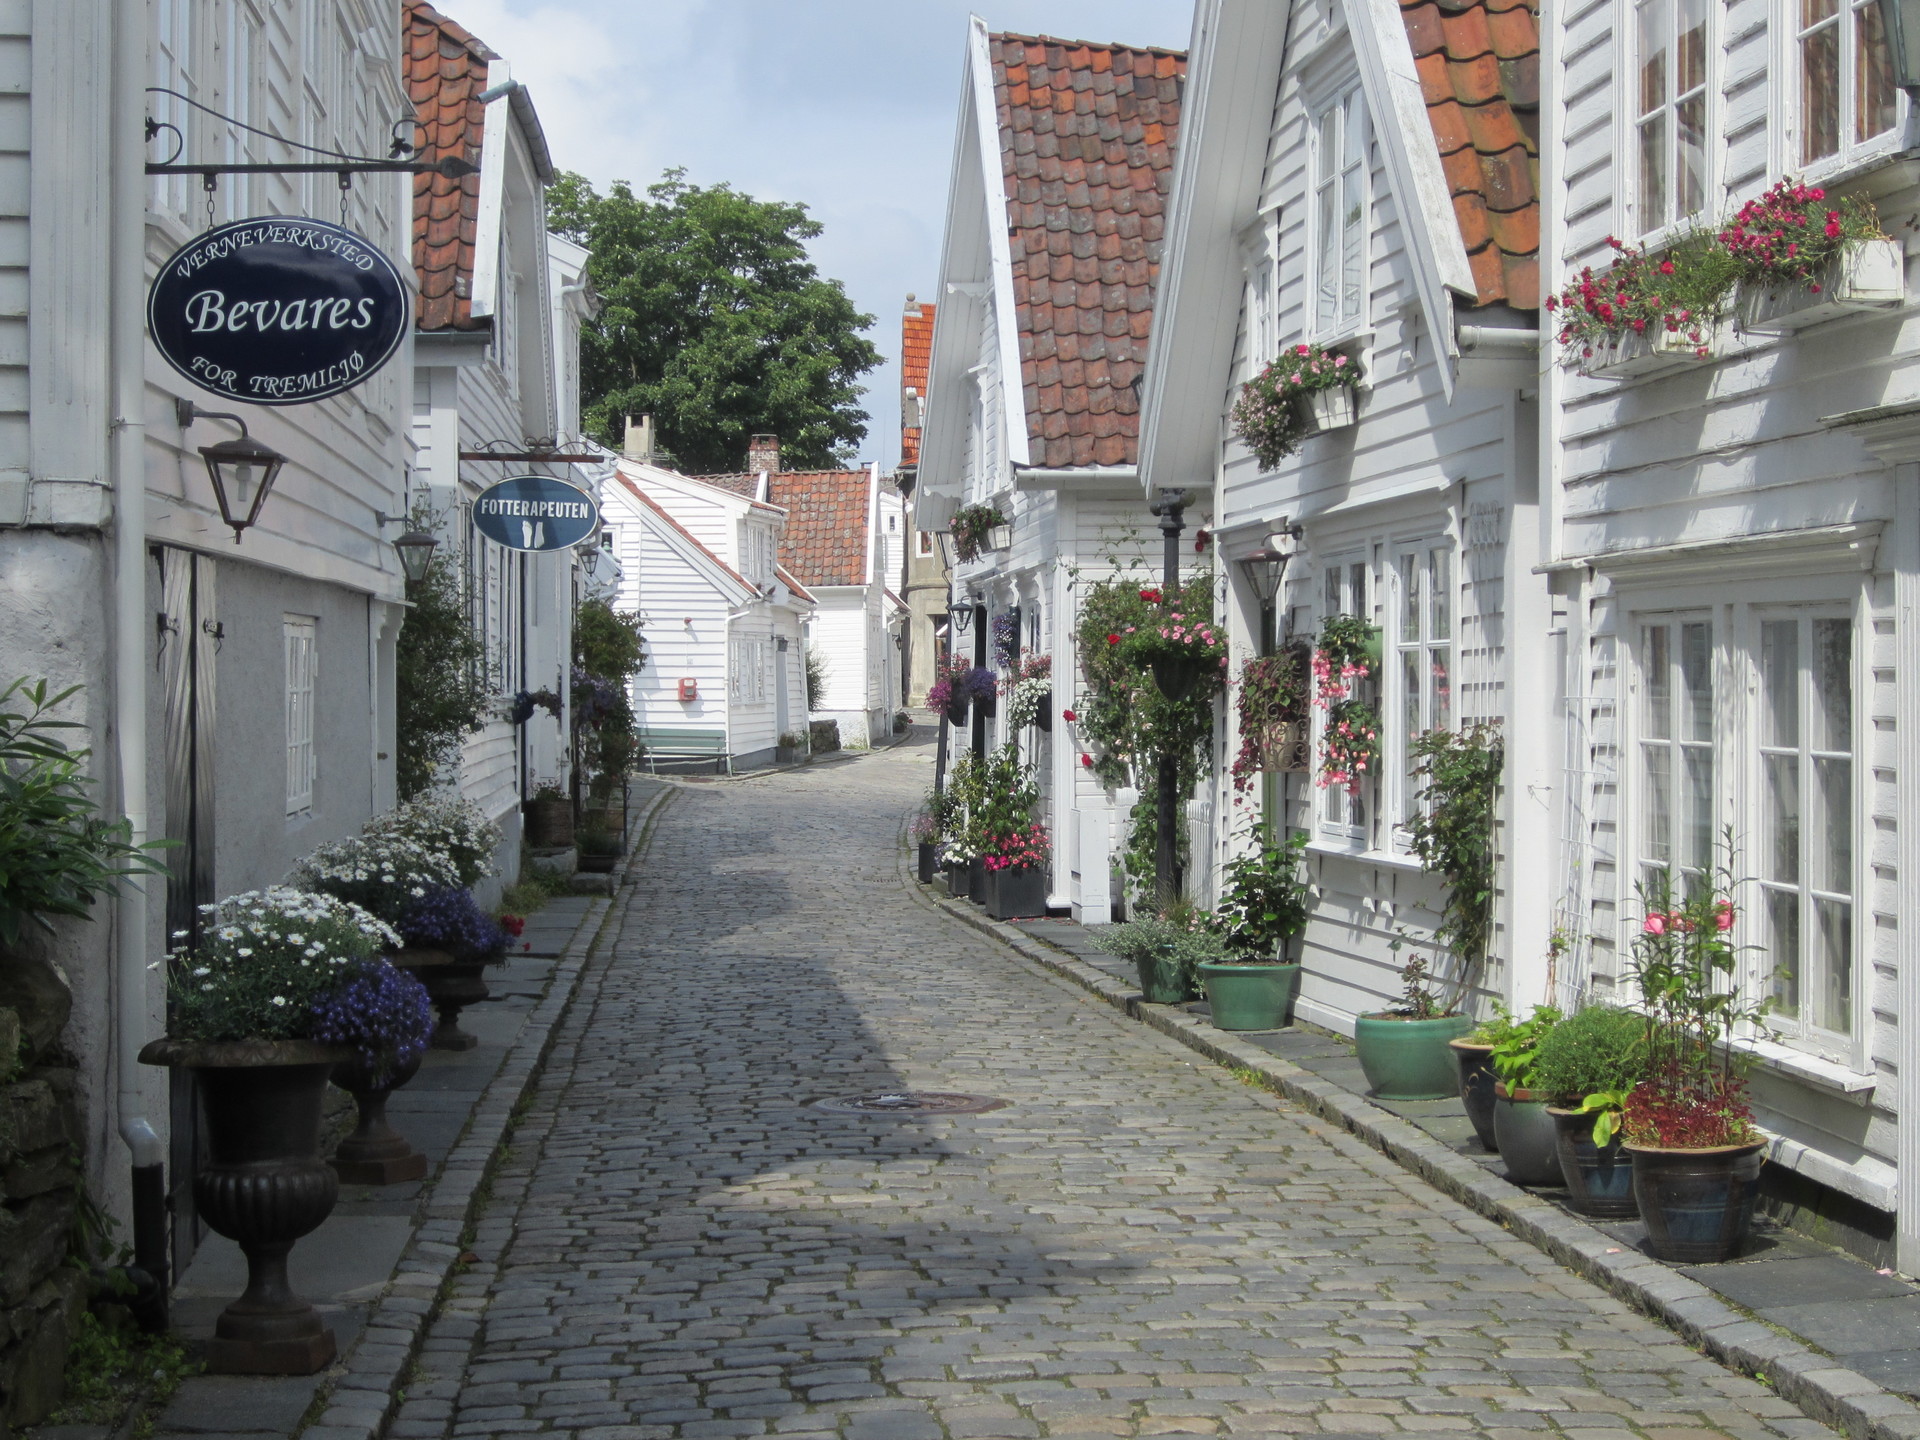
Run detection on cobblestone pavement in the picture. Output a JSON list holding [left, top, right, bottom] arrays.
[[392, 744, 1832, 1440]]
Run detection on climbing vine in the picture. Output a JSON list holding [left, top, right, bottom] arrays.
[[1403, 722, 1505, 993]]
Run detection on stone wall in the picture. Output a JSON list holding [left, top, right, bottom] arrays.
[[0, 952, 88, 1435]]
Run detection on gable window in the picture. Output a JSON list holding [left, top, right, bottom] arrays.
[[1312, 90, 1368, 338], [1635, 0, 1709, 232], [1242, 212, 1280, 377], [285, 615, 318, 814], [1395, 546, 1454, 829], [1797, 0, 1898, 166]]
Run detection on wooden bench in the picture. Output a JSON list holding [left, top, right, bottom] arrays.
[[636, 728, 732, 775]]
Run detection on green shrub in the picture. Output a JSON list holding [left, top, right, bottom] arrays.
[[1099, 915, 1229, 992], [1210, 828, 1310, 961], [1530, 1004, 1647, 1104]]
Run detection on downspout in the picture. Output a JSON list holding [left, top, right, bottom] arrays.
[[112, 0, 167, 1319]]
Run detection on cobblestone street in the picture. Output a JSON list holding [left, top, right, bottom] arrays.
[[393, 743, 1832, 1440]]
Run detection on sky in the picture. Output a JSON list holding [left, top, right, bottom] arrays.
[[447, 0, 1196, 470]]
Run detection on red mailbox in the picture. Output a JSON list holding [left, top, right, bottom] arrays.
[[677, 677, 698, 702]]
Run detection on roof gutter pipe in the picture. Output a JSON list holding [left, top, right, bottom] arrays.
[[1457, 325, 1541, 354]]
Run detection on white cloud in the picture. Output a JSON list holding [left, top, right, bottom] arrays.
[[442, 0, 1195, 467]]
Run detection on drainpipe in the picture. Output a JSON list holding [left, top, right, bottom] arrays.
[[112, 0, 166, 1324], [1456, 325, 1541, 354]]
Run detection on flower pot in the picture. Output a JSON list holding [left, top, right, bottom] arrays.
[[945, 696, 970, 726], [1150, 654, 1203, 701], [1197, 961, 1301, 1031], [1258, 719, 1311, 773], [916, 842, 937, 884], [393, 949, 489, 1052], [1034, 692, 1053, 732], [1294, 385, 1358, 436], [523, 794, 573, 848], [1448, 1039, 1498, 1151], [1549, 1107, 1638, 1218], [1353, 1012, 1473, 1100], [967, 856, 988, 905], [1134, 952, 1196, 1005], [138, 1038, 351, 1374], [1492, 1082, 1564, 1186], [578, 848, 619, 874], [1578, 323, 1718, 379], [945, 860, 972, 899], [1626, 1140, 1765, 1263], [330, 1050, 429, 1186], [986, 523, 1013, 551], [986, 866, 1047, 920], [1737, 237, 1904, 332]]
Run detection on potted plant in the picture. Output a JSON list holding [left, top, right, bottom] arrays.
[[1533, 1004, 1645, 1217], [1620, 859, 1770, 1262], [927, 657, 974, 726], [389, 885, 511, 1051], [1353, 950, 1474, 1099], [983, 821, 1048, 920], [1488, 1004, 1565, 1187], [289, 830, 461, 928], [1100, 909, 1222, 1005], [1230, 342, 1364, 467], [317, 958, 436, 1186], [140, 887, 410, 1373], [1722, 179, 1903, 332], [578, 820, 621, 874], [1003, 654, 1053, 733], [363, 794, 501, 890], [1199, 829, 1310, 1030], [508, 687, 563, 726], [1450, 1008, 1504, 1152], [1228, 647, 1310, 795], [1548, 231, 1735, 379], [523, 778, 573, 848], [1312, 617, 1382, 794], [1118, 608, 1227, 704], [910, 810, 941, 884], [949, 503, 1008, 563]]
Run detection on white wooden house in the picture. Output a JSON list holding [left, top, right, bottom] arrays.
[[1542, 0, 1920, 1265], [599, 459, 814, 770], [1139, 0, 1552, 1029], [407, 0, 596, 883], [916, 23, 1195, 920]]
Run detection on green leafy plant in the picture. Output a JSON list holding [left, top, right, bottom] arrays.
[[1229, 645, 1309, 795], [394, 508, 489, 800], [1403, 723, 1504, 992], [949, 503, 1008, 563], [1312, 617, 1382, 792], [572, 598, 646, 789], [44, 1307, 198, 1432], [1548, 230, 1736, 362], [1210, 829, 1311, 962], [1100, 912, 1229, 992], [0, 679, 172, 947], [1230, 342, 1364, 467], [805, 649, 827, 710], [1530, 1005, 1646, 1145], [1488, 1004, 1562, 1089]]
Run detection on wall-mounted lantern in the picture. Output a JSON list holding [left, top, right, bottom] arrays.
[[177, 398, 288, 544]]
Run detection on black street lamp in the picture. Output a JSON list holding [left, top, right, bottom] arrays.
[[392, 527, 440, 585], [177, 399, 287, 544], [1148, 488, 1192, 909]]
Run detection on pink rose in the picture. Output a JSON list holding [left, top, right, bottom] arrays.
[[1643, 914, 1667, 937]]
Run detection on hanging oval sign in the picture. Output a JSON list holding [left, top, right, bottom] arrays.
[[146, 216, 408, 406], [471, 474, 601, 552]]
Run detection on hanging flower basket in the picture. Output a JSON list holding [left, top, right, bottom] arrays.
[[1231, 343, 1364, 467], [1257, 718, 1311, 773], [1737, 237, 1904, 332], [949, 503, 1008, 563]]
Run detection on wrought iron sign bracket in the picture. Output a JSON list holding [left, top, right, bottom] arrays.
[[144, 156, 478, 180]]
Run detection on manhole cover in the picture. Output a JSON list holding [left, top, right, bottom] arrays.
[[811, 1091, 1007, 1115]]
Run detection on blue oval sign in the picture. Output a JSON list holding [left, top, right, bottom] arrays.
[[472, 475, 601, 552], [147, 216, 408, 406]]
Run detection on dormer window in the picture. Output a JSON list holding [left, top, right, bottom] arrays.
[[1311, 89, 1368, 339]]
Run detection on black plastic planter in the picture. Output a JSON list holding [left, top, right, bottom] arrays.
[[945, 861, 971, 899], [916, 842, 937, 883], [986, 866, 1046, 920], [967, 856, 988, 905]]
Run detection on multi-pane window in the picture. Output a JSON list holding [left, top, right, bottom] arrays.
[[730, 638, 768, 703], [1798, 0, 1899, 166], [1318, 556, 1371, 836], [1312, 90, 1368, 337], [284, 616, 318, 814], [1636, 617, 1715, 893], [1396, 546, 1454, 828], [152, 0, 197, 217], [222, 3, 260, 220], [1635, 0, 1708, 232], [1756, 615, 1854, 1041], [1243, 213, 1280, 376]]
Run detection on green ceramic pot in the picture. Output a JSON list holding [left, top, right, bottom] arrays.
[[1352, 1012, 1473, 1099], [1197, 962, 1301, 1031], [1133, 952, 1195, 1005]]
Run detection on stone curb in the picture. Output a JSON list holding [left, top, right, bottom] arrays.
[[900, 859, 1920, 1440], [294, 785, 678, 1440]]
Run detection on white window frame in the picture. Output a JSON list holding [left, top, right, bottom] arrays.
[[730, 637, 768, 704], [1787, 0, 1903, 178], [1619, 589, 1866, 1071], [1315, 551, 1373, 844], [915, 530, 935, 559], [1631, 0, 1713, 239], [1239, 209, 1281, 380], [284, 615, 318, 815], [1309, 87, 1369, 342], [1390, 540, 1457, 842]]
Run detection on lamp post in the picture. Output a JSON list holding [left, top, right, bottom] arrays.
[[1148, 488, 1192, 909], [176, 399, 288, 544], [1238, 523, 1302, 656], [932, 588, 973, 806], [969, 599, 988, 760]]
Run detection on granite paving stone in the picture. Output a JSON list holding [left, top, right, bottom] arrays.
[[395, 742, 1851, 1439]]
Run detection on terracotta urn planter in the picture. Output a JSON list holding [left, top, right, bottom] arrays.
[[140, 1037, 351, 1374], [329, 1050, 428, 1186], [392, 946, 488, 1052]]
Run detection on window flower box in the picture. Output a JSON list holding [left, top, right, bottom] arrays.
[[986, 523, 1013, 551], [1736, 238, 1905, 333], [1577, 324, 1718, 381], [1296, 386, 1356, 436]]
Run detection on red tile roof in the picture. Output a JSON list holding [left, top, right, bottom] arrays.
[[991, 33, 1186, 469], [405, 1, 493, 333], [1402, 0, 1540, 310], [766, 471, 873, 589], [901, 298, 935, 467]]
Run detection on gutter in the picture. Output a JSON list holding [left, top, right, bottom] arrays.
[[1456, 325, 1540, 354], [112, 0, 166, 1320]]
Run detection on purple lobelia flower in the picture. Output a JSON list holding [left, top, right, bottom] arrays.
[[310, 960, 433, 1082], [397, 885, 509, 961]]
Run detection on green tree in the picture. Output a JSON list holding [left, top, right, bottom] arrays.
[[394, 552, 488, 801], [548, 169, 881, 473]]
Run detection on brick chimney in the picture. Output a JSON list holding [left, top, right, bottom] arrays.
[[746, 434, 780, 474]]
